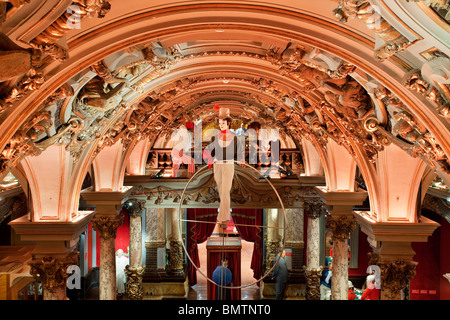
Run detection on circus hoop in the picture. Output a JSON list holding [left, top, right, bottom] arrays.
[[177, 161, 287, 290]]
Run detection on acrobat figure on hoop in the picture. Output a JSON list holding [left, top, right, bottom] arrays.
[[202, 106, 245, 226]]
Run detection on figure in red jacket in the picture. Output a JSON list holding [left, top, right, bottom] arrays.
[[361, 275, 380, 300]]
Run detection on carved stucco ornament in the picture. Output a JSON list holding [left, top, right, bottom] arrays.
[[29, 251, 79, 293], [91, 214, 123, 240], [333, 0, 414, 61], [325, 215, 356, 241], [125, 265, 145, 300]]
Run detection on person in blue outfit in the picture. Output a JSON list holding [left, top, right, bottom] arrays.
[[272, 248, 289, 300], [213, 257, 233, 300], [320, 256, 333, 300]]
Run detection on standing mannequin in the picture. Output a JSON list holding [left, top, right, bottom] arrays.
[[203, 107, 245, 223], [272, 248, 288, 300], [115, 249, 129, 296], [320, 256, 332, 300], [212, 258, 233, 300], [171, 123, 195, 177]]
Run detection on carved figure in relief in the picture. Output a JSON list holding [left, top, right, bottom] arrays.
[[323, 78, 373, 119], [77, 77, 126, 114]]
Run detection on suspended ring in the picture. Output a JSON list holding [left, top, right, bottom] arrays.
[[177, 161, 287, 291]]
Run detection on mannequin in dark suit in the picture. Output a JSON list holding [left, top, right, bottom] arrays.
[[272, 248, 288, 300]]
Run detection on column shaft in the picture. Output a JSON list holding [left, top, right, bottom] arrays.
[[92, 214, 123, 300], [99, 237, 117, 300]]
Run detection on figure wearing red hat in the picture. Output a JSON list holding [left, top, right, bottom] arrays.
[[202, 106, 245, 224]]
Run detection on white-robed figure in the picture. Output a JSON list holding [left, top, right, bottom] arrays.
[[170, 123, 195, 177], [115, 249, 129, 295], [203, 107, 245, 223]]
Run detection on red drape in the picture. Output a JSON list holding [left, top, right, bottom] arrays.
[[210, 251, 240, 300], [231, 209, 263, 281], [187, 208, 217, 286]]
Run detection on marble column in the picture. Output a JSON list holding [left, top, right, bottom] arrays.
[[29, 251, 79, 300], [316, 187, 367, 300], [126, 199, 146, 299], [304, 199, 326, 300], [265, 208, 281, 272], [92, 214, 123, 300], [167, 208, 184, 273], [145, 206, 166, 276], [80, 187, 133, 300], [285, 206, 304, 272], [326, 214, 355, 300]]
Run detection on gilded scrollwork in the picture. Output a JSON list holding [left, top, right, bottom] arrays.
[[29, 251, 79, 293], [333, 0, 413, 61], [30, 1, 111, 62], [325, 215, 356, 241], [91, 214, 123, 240], [0, 110, 52, 179], [125, 265, 146, 300]]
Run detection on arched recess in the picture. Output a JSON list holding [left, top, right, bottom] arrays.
[[19, 145, 74, 221], [0, 2, 448, 226], [322, 139, 357, 192], [301, 137, 324, 177], [125, 138, 152, 176], [92, 140, 127, 192], [3, 3, 448, 158], [375, 143, 429, 223]]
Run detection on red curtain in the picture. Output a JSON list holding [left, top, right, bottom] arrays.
[[187, 208, 217, 286], [231, 208, 263, 281]]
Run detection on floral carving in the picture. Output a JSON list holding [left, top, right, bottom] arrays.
[[29, 251, 79, 293], [325, 215, 356, 241], [125, 265, 146, 300], [91, 214, 123, 240]]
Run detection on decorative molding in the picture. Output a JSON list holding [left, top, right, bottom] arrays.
[[125, 265, 145, 300], [333, 0, 415, 61], [303, 266, 323, 300]]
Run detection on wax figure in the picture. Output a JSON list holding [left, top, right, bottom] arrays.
[[320, 256, 332, 300], [115, 249, 129, 296], [212, 257, 233, 300], [203, 107, 245, 223], [171, 122, 195, 177], [348, 281, 356, 300], [272, 248, 289, 300], [361, 274, 381, 300]]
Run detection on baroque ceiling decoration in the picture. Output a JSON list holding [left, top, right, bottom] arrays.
[[0, 0, 449, 183]]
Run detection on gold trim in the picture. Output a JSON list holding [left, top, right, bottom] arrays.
[[419, 47, 450, 61], [417, 2, 450, 33], [380, 0, 424, 40], [2, 5, 449, 161], [16, 0, 66, 43]]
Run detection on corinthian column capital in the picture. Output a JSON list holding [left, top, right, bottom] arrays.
[[29, 251, 79, 293], [127, 198, 146, 218], [304, 199, 328, 219], [92, 214, 123, 240], [378, 259, 417, 300], [325, 215, 356, 241]]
